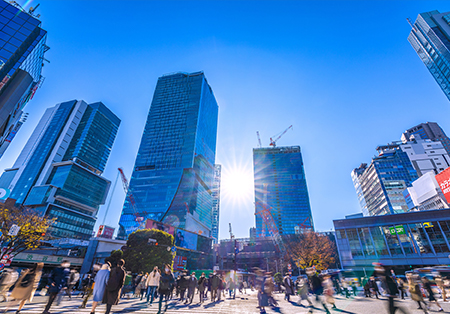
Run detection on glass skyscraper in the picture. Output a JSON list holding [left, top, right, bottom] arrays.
[[352, 143, 419, 216], [118, 71, 218, 238], [253, 146, 313, 237], [0, 100, 120, 240], [408, 10, 450, 101], [0, 1, 48, 158]]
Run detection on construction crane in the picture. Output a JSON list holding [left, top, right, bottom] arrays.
[[256, 131, 262, 148], [118, 168, 146, 229], [269, 125, 293, 147]]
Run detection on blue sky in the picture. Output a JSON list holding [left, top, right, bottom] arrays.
[[0, 0, 449, 239]]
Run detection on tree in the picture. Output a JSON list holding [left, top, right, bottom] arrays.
[[0, 199, 55, 261], [122, 229, 175, 273], [286, 231, 337, 270]]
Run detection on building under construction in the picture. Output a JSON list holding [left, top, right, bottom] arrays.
[[253, 145, 314, 237]]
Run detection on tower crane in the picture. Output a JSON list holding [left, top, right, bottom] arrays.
[[118, 168, 146, 229], [256, 131, 262, 148], [269, 125, 293, 147]]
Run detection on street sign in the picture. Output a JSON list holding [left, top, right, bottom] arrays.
[[8, 224, 20, 236]]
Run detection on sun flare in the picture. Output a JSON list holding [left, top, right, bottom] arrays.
[[221, 168, 254, 205]]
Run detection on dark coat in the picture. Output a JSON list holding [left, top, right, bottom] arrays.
[[102, 266, 125, 305], [188, 276, 198, 291], [310, 274, 323, 295], [48, 267, 70, 293], [198, 276, 206, 291], [210, 274, 220, 289], [179, 275, 189, 289], [283, 276, 295, 295], [158, 272, 175, 293]]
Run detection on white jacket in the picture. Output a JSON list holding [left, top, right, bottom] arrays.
[[146, 271, 160, 287]]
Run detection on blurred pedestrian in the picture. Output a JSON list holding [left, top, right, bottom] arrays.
[[103, 259, 126, 314], [422, 277, 444, 312], [408, 274, 428, 313], [396, 277, 406, 300], [323, 275, 337, 310], [369, 276, 379, 299], [307, 268, 330, 314], [186, 271, 197, 304], [296, 276, 312, 307], [42, 260, 70, 314], [0, 268, 18, 302], [255, 269, 268, 314], [89, 262, 110, 314], [210, 271, 220, 302], [6, 263, 43, 314], [283, 273, 294, 302], [179, 271, 189, 302], [146, 266, 160, 305], [158, 265, 175, 314], [66, 269, 79, 299], [436, 275, 447, 302], [377, 266, 407, 314], [198, 272, 206, 303]]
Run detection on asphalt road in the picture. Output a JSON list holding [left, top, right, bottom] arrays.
[[1, 290, 450, 313]]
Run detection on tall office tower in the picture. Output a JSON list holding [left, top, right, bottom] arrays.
[[211, 164, 221, 244], [0, 100, 120, 240], [351, 144, 419, 216], [253, 146, 313, 238], [408, 10, 450, 101], [401, 122, 450, 156], [0, 1, 48, 158], [118, 72, 218, 238]]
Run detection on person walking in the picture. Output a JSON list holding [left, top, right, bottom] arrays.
[[323, 275, 337, 310], [6, 263, 43, 314], [103, 259, 126, 314], [422, 277, 444, 312], [218, 274, 225, 301], [66, 269, 79, 300], [146, 267, 160, 305], [369, 276, 379, 299], [158, 265, 175, 314], [138, 273, 147, 300], [436, 275, 447, 302], [378, 266, 407, 314], [255, 269, 269, 314], [210, 271, 220, 302], [396, 277, 406, 300], [198, 273, 206, 303], [0, 268, 18, 302], [296, 276, 312, 307], [42, 260, 70, 314], [283, 273, 294, 302], [179, 271, 189, 302], [186, 272, 197, 304], [408, 274, 428, 313], [89, 262, 110, 314], [307, 268, 330, 314]]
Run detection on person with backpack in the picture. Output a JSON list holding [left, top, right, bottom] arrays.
[[146, 266, 160, 305], [103, 259, 126, 314], [158, 265, 175, 314], [5, 263, 43, 314], [89, 262, 110, 314]]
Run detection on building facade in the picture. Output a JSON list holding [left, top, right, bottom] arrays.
[[211, 164, 221, 244], [334, 209, 450, 272], [408, 10, 450, 102], [402, 122, 450, 157], [0, 1, 48, 158], [403, 171, 449, 211], [118, 71, 219, 238], [351, 144, 419, 216], [0, 100, 120, 240], [253, 146, 313, 237]]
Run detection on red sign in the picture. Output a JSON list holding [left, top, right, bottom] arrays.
[[173, 256, 187, 271], [97, 225, 115, 239], [436, 167, 450, 204]]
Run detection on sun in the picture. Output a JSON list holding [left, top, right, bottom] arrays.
[[221, 167, 254, 205]]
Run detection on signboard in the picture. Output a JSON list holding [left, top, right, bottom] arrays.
[[173, 256, 187, 271], [389, 225, 406, 235], [96, 225, 114, 239], [175, 229, 198, 251], [145, 219, 175, 235], [8, 224, 20, 236], [0, 188, 10, 200], [436, 167, 450, 204]]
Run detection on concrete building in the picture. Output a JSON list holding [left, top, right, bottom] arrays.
[[0, 1, 49, 158], [408, 11, 450, 102], [334, 209, 450, 273], [0, 100, 120, 240], [254, 146, 313, 237], [118, 71, 218, 238], [402, 122, 450, 158]]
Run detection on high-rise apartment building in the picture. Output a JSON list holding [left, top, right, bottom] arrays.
[[0, 1, 48, 158], [401, 122, 450, 156], [0, 100, 120, 240], [253, 146, 313, 237], [211, 164, 221, 244], [352, 144, 419, 216], [408, 10, 450, 101], [118, 72, 218, 238]]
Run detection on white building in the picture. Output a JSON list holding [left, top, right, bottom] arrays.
[[403, 171, 449, 211], [400, 134, 450, 176]]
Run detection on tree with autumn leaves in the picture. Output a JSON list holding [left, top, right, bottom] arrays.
[[284, 231, 338, 271], [0, 199, 55, 261]]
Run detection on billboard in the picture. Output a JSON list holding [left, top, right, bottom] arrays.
[[97, 225, 115, 239], [436, 167, 450, 204], [174, 229, 198, 251], [145, 219, 175, 235], [173, 256, 187, 271]]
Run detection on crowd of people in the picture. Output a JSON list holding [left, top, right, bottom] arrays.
[[0, 260, 449, 314]]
